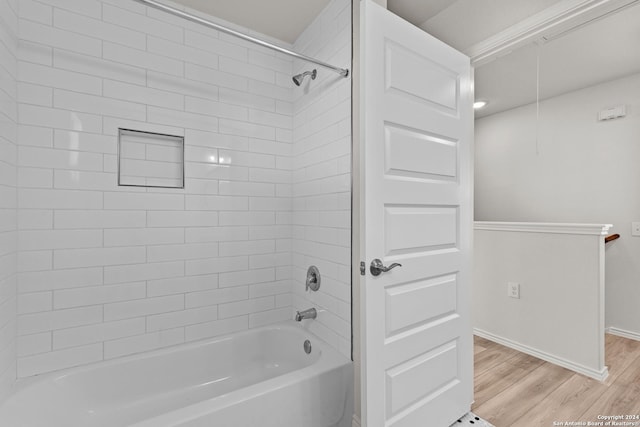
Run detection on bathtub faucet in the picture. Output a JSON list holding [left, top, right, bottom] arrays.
[[295, 308, 317, 321]]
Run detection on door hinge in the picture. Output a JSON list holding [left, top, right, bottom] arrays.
[[360, 261, 366, 276]]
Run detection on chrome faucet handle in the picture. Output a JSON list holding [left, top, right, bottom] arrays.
[[305, 266, 321, 292]]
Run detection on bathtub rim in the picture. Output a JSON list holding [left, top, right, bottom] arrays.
[[127, 321, 352, 427], [130, 343, 352, 427], [3, 320, 351, 420]]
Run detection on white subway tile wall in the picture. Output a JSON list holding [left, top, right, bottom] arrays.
[[292, 0, 352, 358], [9, 0, 352, 377], [0, 0, 18, 400], [14, 0, 293, 377]]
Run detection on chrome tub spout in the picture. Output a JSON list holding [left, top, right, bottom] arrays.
[[295, 308, 317, 321]]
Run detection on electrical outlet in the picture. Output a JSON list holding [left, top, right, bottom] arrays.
[[632, 222, 640, 237], [507, 282, 520, 299]]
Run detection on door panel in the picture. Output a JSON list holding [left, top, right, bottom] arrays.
[[385, 341, 459, 415], [360, 0, 473, 426], [385, 41, 459, 112], [384, 206, 457, 255], [384, 124, 458, 180], [385, 275, 458, 337]]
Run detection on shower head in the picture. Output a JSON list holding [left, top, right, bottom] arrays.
[[292, 69, 317, 86]]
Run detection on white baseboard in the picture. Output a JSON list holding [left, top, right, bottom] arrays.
[[474, 328, 609, 382], [606, 327, 640, 342], [352, 415, 361, 427]]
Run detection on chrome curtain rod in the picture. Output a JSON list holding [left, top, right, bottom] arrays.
[[132, 0, 349, 78]]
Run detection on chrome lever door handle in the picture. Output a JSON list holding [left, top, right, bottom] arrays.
[[370, 259, 402, 276]]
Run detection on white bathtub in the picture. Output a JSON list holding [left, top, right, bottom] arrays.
[[0, 322, 353, 427]]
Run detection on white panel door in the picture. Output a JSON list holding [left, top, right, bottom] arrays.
[[359, 1, 473, 426]]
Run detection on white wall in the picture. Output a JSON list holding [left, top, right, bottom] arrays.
[[475, 72, 640, 337], [292, 0, 352, 358], [0, 0, 17, 401], [474, 223, 608, 380]]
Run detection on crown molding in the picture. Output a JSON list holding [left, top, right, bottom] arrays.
[[466, 0, 639, 66]]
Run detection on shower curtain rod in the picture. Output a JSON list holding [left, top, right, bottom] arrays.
[[132, 0, 350, 78]]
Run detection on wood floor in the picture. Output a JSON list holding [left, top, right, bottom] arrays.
[[473, 334, 640, 427]]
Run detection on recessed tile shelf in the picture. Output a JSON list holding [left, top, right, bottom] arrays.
[[118, 128, 184, 189]]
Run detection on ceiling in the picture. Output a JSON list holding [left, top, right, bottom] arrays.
[[171, 0, 640, 118], [394, 0, 563, 53], [171, 0, 332, 44], [474, 2, 640, 118], [171, 0, 558, 47]]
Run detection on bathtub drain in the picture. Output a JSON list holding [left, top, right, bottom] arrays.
[[303, 340, 312, 354]]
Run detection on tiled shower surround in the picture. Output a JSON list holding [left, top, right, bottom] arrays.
[[292, 0, 351, 355], [0, 0, 18, 400], [2, 0, 351, 380]]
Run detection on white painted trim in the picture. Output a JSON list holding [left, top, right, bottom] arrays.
[[352, 414, 361, 427], [606, 327, 640, 342], [474, 328, 609, 381], [465, 0, 639, 65], [474, 221, 612, 236]]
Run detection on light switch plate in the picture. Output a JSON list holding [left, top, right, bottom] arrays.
[[632, 222, 640, 236]]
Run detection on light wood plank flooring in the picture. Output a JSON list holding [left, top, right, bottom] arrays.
[[473, 334, 640, 426]]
